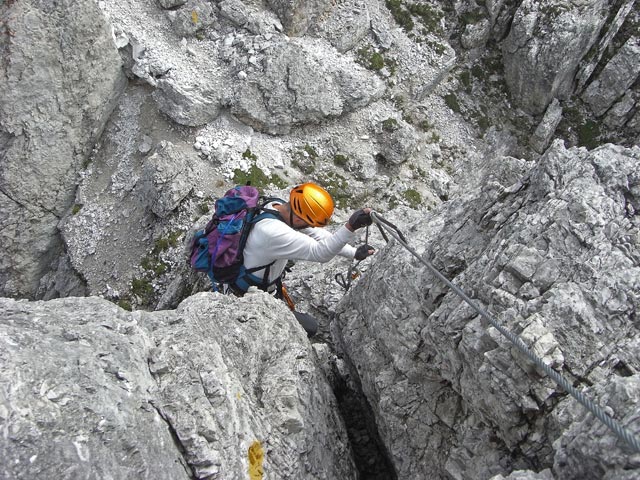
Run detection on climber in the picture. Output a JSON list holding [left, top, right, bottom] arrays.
[[239, 182, 375, 336]]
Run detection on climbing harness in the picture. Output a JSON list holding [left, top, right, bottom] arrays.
[[368, 211, 640, 453]]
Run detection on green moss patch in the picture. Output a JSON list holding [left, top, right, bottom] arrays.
[[233, 163, 287, 189]]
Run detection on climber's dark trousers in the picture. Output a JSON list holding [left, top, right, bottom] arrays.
[[293, 311, 318, 337]]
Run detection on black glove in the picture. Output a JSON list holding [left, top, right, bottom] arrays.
[[355, 244, 374, 260], [348, 209, 372, 230]]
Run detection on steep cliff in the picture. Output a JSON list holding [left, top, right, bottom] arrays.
[[0, 292, 357, 479], [333, 142, 640, 479], [0, 0, 125, 298], [1, 0, 639, 478]]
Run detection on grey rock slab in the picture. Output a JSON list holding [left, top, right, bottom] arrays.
[[0, 0, 125, 298], [0, 296, 190, 480], [575, 0, 637, 92], [334, 143, 640, 479], [266, 0, 332, 36], [604, 92, 637, 129], [582, 37, 640, 117], [530, 98, 563, 154], [231, 37, 385, 133], [138, 141, 196, 218], [0, 292, 358, 479], [502, 0, 607, 114]]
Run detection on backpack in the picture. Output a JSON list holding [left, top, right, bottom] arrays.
[[190, 185, 283, 292]]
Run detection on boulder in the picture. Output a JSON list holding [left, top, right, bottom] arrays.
[[231, 38, 385, 134], [153, 77, 223, 127], [266, 0, 332, 36], [376, 120, 420, 165], [219, 0, 251, 27], [502, 0, 607, 114], [310, 0, 370, 53], [0, 0, 125, 298], [0, 293, 358, 479], [166, 0, 216, 37], [461, 18, 492, 50], [138, 142, 195, 218]]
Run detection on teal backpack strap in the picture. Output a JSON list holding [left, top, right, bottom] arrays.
[[233, 207, 286, 293]]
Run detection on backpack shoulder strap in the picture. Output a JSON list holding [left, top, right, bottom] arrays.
[[252, 198, 286, 224]]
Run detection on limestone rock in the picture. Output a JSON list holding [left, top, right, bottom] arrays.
[[582, 37, 640, 117], [139, 142, 195, 218], [57, 84, 220, 299], [0, 293, 358, 479], [552, 376, 640, 479], [231, 38, 385, 134], [0, 296, 189, 479], [266, 0, 332, 36], [503, 0, 607, 114], [334, 143, 640, 479], [219, 0, 251, 27], [490, 469, 554, 480], [0, 0, 125, 298], [461, 18, 492, 50], [604, 92, 637, 129], [530, 98, 563, 154], [153, 76, 223, 127], [167, 0, 216, 37], [310, 0, 370, 53], [376, 120, 420, 165], [574, 0, 637, 92], [158, 0, 188, 8]]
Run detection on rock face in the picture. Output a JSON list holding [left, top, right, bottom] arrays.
[[266, 0, 332, 36], [582, 37, 640, 117], [334, 143, 640, 479], [530, 98, 563, 153], [0, 292, 357, 479], [0, 0, 125, 298], [139, 142, 195, 218], [310, 0, 370, 53], [231, 38, 385, 134], [502, 0, 607, 114]]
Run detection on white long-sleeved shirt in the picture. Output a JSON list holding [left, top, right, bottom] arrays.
[[242, 202, 357, 285]]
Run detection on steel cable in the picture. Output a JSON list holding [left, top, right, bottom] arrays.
[[370, 211, 640, 453]]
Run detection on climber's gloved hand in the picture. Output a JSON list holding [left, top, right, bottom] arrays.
[[355, 244, 375, 261], [348, 208, 372, 231]]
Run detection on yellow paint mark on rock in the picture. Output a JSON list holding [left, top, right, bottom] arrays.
[[248, 441, 264, 480], [191, 11, 198, 24], [236, 392, 242, 400]]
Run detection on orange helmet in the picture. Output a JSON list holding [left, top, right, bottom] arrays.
[[289, 183, 334, 227]]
